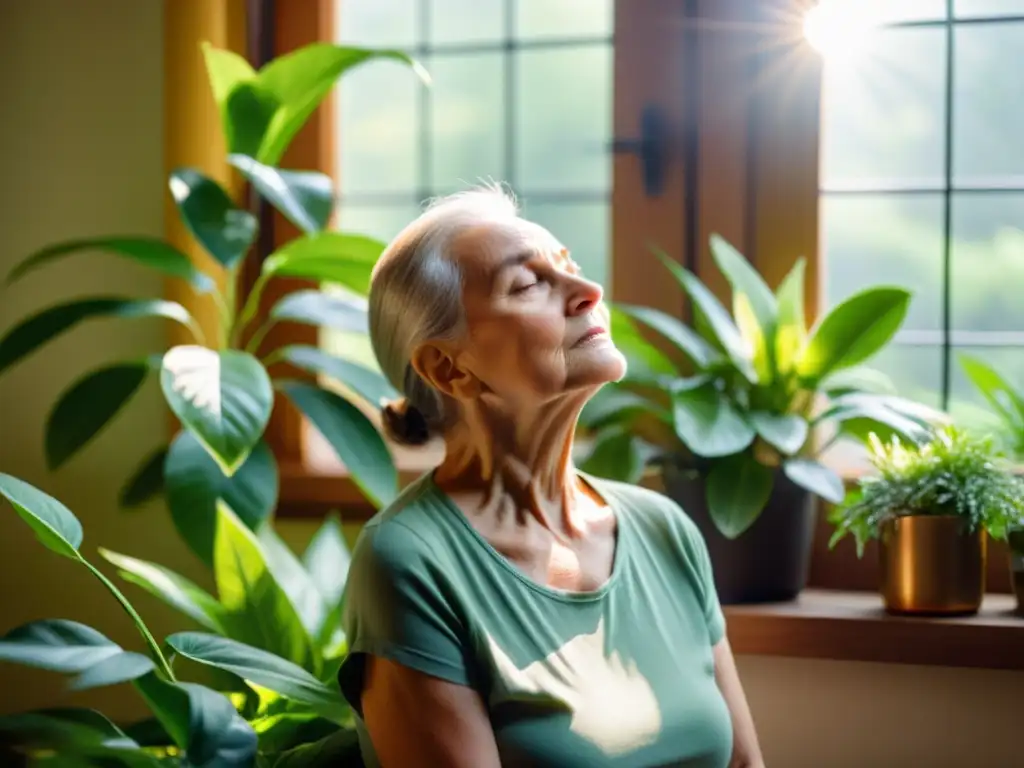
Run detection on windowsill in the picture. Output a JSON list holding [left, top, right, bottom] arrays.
[[725, 589, 1024, 670]]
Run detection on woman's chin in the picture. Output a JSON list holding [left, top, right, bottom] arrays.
[[569, 346, 628, 387]]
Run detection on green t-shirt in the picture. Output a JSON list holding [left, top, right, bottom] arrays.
[[339, 473, 733, 768]]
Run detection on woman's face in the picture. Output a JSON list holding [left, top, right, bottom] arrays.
[[441, 215, 626, 409]]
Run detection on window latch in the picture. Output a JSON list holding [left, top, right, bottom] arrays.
[[610, 104, 668, 198]]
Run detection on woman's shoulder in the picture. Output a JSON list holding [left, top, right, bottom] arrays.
[[588, 475, 708, 554]]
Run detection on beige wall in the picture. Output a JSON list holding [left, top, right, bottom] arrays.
[[0, 2, 1020, 765]]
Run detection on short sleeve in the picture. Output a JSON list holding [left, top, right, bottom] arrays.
[[337, 520, 476, 715], [676, 510, 726, 645]]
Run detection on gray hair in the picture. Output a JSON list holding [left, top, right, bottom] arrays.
[[368, 183, 519, 445]]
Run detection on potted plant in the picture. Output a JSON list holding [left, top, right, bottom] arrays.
[[828, 426, 1024, 615], [0, 41, 427, 567], [579, 236, 943, 603], [0, 471, 361, 766], [959, 354, 1024, 615]]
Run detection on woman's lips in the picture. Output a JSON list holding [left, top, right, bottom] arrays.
[[572, 327, 608, 347]]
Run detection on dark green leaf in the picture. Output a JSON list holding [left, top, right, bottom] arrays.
[[579, 430, 649, 483], [579, 386, 664, 430], [0, 708, 136, 751], [608, 305, 677, 382], [0, 620, 119, 673], [169, 168, 258, 268], [302, 515, 350, 611], [0, 298, 197, 376], [257, 527, 329, 640], [748, 412, 808, 456], [671, 382, 755, 458], [178, 681, 258, 767], [277, 345, 396, 407], [615, 303, 719, 368], [708, 234, 777, 329], [167, 633, 344, 716], [0, 473, 82, 558], [269, 727, 360, 768], [224, 82, 279, 159], [250, 714, 341, 755], [119, 447, 168, 508], [160, 346, 273, 475], [796, 287, 911, 381], [45, 363, 150, 470], [99, 548, 225, 632], [68, 651, 154, 691], [229, 154, 334, 234], [261, 233, 385, 295], [6, 237, 215, 291], [164, 431, 278, 566], [774, 258, 807, 374], [281, 381, 397, 507], [270, 289, 368, 333], [783, 458, 845, 503], [706, 454, 775, 538]]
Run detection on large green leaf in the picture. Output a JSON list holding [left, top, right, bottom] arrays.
[[270, 289, 368, 333], [6, 237, 215, 292], [796, 287, 911, 381], [709, 234, 778, 330], [229, 155, 334, 234], [167, 633, 344, 717], [783, 458, 845, 503], [281, 382, 397, 507], [269, 727, 361, 768], [164, 431, 279, 566], [0, 708, 137, 752], [578, 429, 652, 484], [0, 473, 82, 558], [178, 680, 258, 767], [302, 515, 351, 611], [214, 503, 316, 670], [119, 447, 168, 508], [614, 303, 719, 369], [607, 306, 677, 382], [0, 620, 121, 673], [160, 346, 273, 475], [578, 386, 666, 431], [671, 381, 756, 458], [201, 44, 257, 110], [69, 651, 155, 692], [45, 362, 151, 470], [169, 168, 258, 269], [706, 454, 775, 538], [99, 548, 225, 633], [225, 81, 279, 158], [733, 292, 772, 382], [277, 345, 396, 407], [748, 412, 808, 456], [261, 233, 385, 295], [654, 249, 757, 382], [0, 298, 198, 376], [820, 365, 896, 396], [820, 393, 939, 445], [773, 257, 807, 374], [257, 527, 329, 640], [959, 353, 1024, 427]]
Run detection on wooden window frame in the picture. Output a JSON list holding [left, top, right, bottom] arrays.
[[248, 0, 1021, 667]]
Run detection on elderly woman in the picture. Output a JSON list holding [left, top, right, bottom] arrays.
[[338, 186, 764, 768]]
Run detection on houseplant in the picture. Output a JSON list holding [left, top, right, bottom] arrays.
[[580, 236, 943, 603], [829, 426, 1024, 615], [0, 471, 362, 767], [957, 353, 1024, 614], [0, 41, 427, 566]]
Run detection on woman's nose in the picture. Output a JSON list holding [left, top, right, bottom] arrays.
[[566, 275, 603, 316]]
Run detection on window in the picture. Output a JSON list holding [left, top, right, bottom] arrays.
[[818, 2, 1024, 436]]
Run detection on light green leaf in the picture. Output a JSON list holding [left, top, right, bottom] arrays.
[[45, 362, 150, 470], [0, 620, 120, 673], [214, 502, 316, 670], [6, 237, 215, 292], [0, 298, 198, 376], [69, 651, 155, 692], [164, 431, 279, 565], [119, 447, 168, 509], [269, 289, 368, 333], [773, 257, 807, 374], [0, 473, 82, 558], [229, 154, 334, 234], [709, 234, 777, 328], [169, 168, 258, 269], [261, 233, 385, 295], [820, 366, 897, 396], [160, 346, 273, 476], [277, 345, 396, 407], [734, 292, 772, 382], [257, 527, 329, 640], [749, 412, 808, 456], [959, 353, 1024, 427], [783, 458, 845, 503], [281, 381, 397, 508], [614, 303, 719, 368], [201, 43, 257, 110], [167, 633, 344, 717], [99, 548, 225, 633], [303, 515, 350, 610], [671, 382, 755, 458], [607, 305, 677, 382], [796, 287, 911, 381], [706, 454, 775, 538]]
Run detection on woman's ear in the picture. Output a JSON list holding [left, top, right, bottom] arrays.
[[411, 342, 481, 401]]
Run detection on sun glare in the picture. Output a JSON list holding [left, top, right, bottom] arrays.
[[803, 0, 881, 62]]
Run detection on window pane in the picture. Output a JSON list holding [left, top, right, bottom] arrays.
[[515, 0, 613, 40], [338, 64, 420, 195], [872, 344, 944, 408], [520, 200, 609, 286], [820, 26, 946, 189], [949, 346, 1024, 436], [336, 0, 418, 48], [429, 0, 504, 45], [429, 53, 505, 194], [952, 193, 1024, 332], [953, 22, 1024, 187], [822, 194, 944, 331], [514, 46, 612, 193], [337, 203, 421, 243], [955, 0, 1024, 18]]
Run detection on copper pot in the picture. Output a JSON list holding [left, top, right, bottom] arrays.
[[1008, 528, 1024, 617], [879, 515, 986, 616]]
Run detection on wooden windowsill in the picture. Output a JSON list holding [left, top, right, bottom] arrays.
[[725, 589, 1024, 670]]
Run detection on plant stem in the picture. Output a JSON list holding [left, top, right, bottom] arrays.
[[233, 273, 270, 348], [245, 318, 277, 356]]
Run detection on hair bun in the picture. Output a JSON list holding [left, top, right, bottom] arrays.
[[381, 397, 432, 446]]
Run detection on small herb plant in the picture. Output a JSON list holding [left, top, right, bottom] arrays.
[[829, 425, 1024, 556]]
